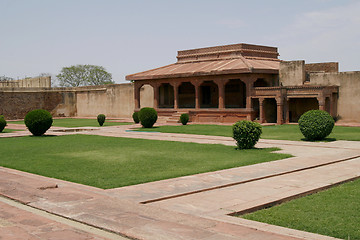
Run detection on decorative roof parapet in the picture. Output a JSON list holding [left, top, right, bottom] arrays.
[[177, 43, 279, 63]]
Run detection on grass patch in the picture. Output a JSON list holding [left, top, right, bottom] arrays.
[[135, 124, 360, 141], [9, 118, 132, 128], [0, 129, 21, 133], [0, 135, 290, 189], [241, 178, 360, 239]]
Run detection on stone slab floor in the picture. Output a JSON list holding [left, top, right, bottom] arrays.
[[1, 123, 360, 239]]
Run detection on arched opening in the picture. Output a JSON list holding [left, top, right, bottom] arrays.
[[178, 82, 195, 108], [225, 79, 246, 108], [288, 98, 319, 122], [263, 98, 277, 123], [253, 78, 270, 87], [139, 84, 154, 108], [158, 83, 174, 108], [200, 81, 218, 108]]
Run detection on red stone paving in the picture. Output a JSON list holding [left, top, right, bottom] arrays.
[[2, 123, 358, 239], [0, 200, 110, 240]]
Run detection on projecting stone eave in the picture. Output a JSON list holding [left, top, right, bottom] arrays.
[[126, 62, 279, 81]]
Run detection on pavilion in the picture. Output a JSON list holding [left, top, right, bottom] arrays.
[[126, 43, 338, 124]]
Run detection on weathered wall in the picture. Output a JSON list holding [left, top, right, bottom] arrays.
[[0, 83, 154, 120], [280, 61, 305, 86], [305, 62, 339, 73], [76, 83, 154, 118], [0, 76, 51, 88], [309, 71, 360, 122], [0, 88, 75, 119]]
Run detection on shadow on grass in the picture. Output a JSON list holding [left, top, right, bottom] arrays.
[[301, 137, 337, 142], [29, 134, 58, 138]]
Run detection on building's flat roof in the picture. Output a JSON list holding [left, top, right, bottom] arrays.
[[126, 43, 280, 81]]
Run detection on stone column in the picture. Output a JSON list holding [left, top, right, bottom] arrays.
[[151, 83, 159, 109], [191, 80, 202, 109], [214, 79, 227, 109], [276, 97, 283, 125], [134, 83, 142, 109], [243, 76, 257, 109], [259, 98, 265, 123], [170, 82, 180, 109], [317, 96, 325, 111], [285, 98, 290, 123]]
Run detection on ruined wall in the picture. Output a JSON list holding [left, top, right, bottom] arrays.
[[0, 83, 154, 120], [0, 88, 75, 119], [279, 61, 305, 86], [309, 71, 360, 122], [305, 62, 339, 73], [0, 76, 51, 88]]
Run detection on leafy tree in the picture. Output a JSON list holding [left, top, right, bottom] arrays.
[[0, 75, 14, 81], [56, 64, 114, 87]]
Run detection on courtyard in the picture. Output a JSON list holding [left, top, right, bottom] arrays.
[[1, 119, 360, 239]]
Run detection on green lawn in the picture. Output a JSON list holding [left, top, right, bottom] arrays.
[[9, 118, 132, 128], [0, 135, 290, 189], [242, 178, 360, 239], [0, 129, 21, 133], [135, 124, 360, 141]]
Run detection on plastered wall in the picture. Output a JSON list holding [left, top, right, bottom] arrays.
[[75, 83, 154, 118], [0, 83, 154, 120], [309, 71, 360, 122], [0, 76, 51, 88]]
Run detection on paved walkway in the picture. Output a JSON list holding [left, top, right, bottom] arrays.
[[2, 123, 360, 239]]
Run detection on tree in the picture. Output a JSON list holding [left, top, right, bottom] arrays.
[[0, 75, 14, 81], [56, 64, 114, 87]]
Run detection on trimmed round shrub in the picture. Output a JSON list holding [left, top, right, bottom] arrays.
[[298, 110, 334, 141], [232, 120, 262, 149], [0, 115, 6, 133], [97, 114, 106, 126], [24, 109, 53, 136], [138, 107, 157, 128], [132, 111, 140, 123], [180, 113, 189, 125]]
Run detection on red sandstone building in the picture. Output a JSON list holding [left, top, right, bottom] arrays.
[[126, 43, 339, 124]]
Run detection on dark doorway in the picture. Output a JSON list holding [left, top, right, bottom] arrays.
[[225, 79, 246, 108], [178, 82, 195, 108], [264, 98, 277, 123], [289, 98, 319, 122], [200, 81, 218, 108], [158, 83, 174, 108]]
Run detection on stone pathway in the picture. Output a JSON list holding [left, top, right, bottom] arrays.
[[1, 123, 360, 239]]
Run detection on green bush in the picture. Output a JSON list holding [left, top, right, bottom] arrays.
[[232, 120, 262, 149], [24, 109, 53, 136], [0, 115, 6, 133], [138, 107, 157, 128], [97, 114, 106, 126], [132, 111, 140, 123], [180, 113, 189, 125], [298, 110, 334, 141]]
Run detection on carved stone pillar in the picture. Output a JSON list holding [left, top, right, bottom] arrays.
[[259, 98, 265, 123], [285, 98, 290, 123], [134, 82, 142, 110], [191, 80, 202, 109], [243, 76, 257, 109], [214, 79, 227, 109], [276, 97, 284, 125], [151, 83, 160, 109], [317, 96, 325, 111], [170, 82, 180, 109]]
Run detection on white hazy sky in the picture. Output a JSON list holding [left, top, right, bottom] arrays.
[[1, 0, 360, 83]]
